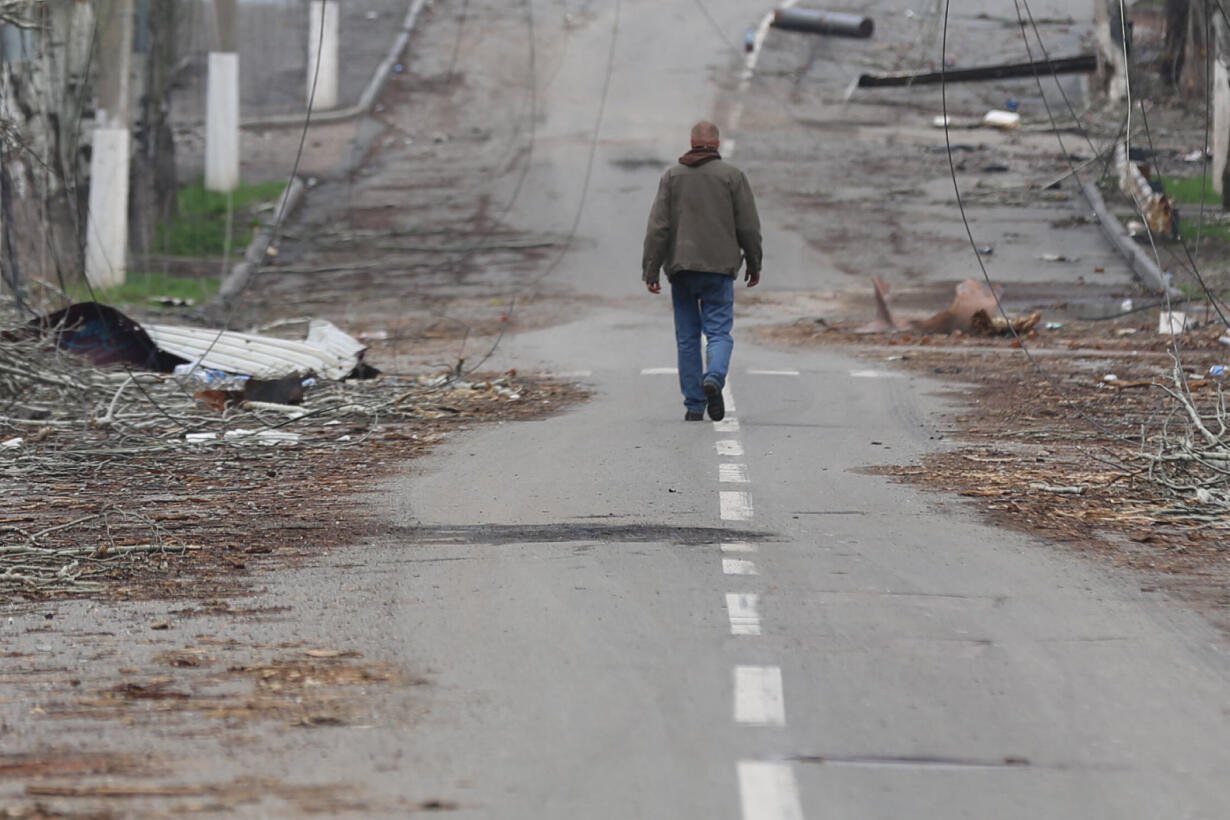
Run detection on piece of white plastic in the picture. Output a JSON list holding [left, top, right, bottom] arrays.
[[1158, 310, 1187, 335], [981, 110, 1021, 129]]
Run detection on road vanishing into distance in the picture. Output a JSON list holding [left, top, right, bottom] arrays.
[[323, 1, 1230, 817], [16, 1, 1220, 818]]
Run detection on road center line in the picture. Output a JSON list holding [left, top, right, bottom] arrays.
[[737, 761, 805, 820], [850, 369, 902, 379], [726, 593, 762, 635], [722, 541, 758, 553], [721, 491, 754, 521], [734, 665, 786, 726], [720, 463, 750, 483], [723, 557, 758, 575]]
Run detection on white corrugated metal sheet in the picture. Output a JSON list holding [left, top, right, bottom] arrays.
[[143, 320, 363, 380]]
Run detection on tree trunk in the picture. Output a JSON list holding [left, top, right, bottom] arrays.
[[0, 0, 98, 288], [130, 0, 179, 254], [1162, 0, 1190, 86], [1180, 0, 1209, 100], [0, 142, 23, 313]]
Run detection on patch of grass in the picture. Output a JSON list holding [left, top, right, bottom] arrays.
[[67, 270, 220, 308], [1161, 175, 1224, 207], [1185, 222, 1230, 244], [153, 179, 286, 257]]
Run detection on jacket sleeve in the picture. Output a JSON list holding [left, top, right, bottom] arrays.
[[642, 173, 672, 282], [733, 172, 763, 273]]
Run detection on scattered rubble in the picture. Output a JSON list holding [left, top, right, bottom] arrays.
[[0, 299, 589, 599], [862, 277, 1040, 335]]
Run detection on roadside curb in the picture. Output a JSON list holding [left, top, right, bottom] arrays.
[[239, 0, 430, 130], [1078, 179, 1176, 295]]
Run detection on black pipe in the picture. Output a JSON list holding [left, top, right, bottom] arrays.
[[857, 54, 1098, 88], [772, 8, 874, 39]]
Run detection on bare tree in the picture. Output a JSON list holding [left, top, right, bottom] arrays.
[[129, 0, 179, 254], [1162, 0, 1191, 87], [0, 0, 96, 290]]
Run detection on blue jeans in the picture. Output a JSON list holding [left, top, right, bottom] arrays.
[[670, 271, 735, 412]]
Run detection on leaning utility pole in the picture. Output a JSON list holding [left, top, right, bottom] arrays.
[[206, 0, 239, 192], [85, 0, 134, 289]]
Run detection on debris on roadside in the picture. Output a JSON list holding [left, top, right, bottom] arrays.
[[1158, 310, 1187, 335], [857, 53, 1096, 88], [1116, 143, 1179, 240], [861, 277, 1040, 336], [981, 110, 1021, 130], [771, 8, 874, 38]]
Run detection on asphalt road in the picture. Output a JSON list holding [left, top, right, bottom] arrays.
[[354, 1, 1230, 818]]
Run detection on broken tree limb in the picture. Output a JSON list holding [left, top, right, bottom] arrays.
[[857, 54, 1097, 88], [772, 8, 873, 39]]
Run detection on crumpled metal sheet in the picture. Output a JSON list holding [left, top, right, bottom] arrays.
[[142, 320, 364, 380], [22, 303, 368, 380]]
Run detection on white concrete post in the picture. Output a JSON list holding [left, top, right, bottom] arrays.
[[1213, 9, 1230, 197], [205, 52, 239, 191], [205, 0, 239, 192], [85, 0, 134, 289], [307, 0, 340, 110]]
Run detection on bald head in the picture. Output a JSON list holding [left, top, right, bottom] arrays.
[[691, 121, 720, 149]]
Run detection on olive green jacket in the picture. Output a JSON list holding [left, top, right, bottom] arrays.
[[641, 157, 762, 284]]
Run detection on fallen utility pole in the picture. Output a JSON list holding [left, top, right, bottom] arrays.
[[772, 8, 874, 38], [857, 54, 1097, 88]]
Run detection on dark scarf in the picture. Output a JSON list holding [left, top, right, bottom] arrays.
[[678, 146, 721, 167]]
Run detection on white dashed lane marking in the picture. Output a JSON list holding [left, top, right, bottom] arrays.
[[734, 665, 786, 726], [720, 463, 750, 484], [641, 367, 678, 375], [720, 490, 754, 521], [737, 761, 805, 820], [850, 369, 902, 379], [714, 418, 740, 432], [722, 541, 758, 553], [723, 557, 758, 576], [726, 593, 762, 636]]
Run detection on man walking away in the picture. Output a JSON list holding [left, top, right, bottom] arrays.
[[642, 121, 762, 421]]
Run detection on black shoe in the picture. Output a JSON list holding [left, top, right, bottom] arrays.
[[703, 379, 725, 421], [685, 410, 705, 421]]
